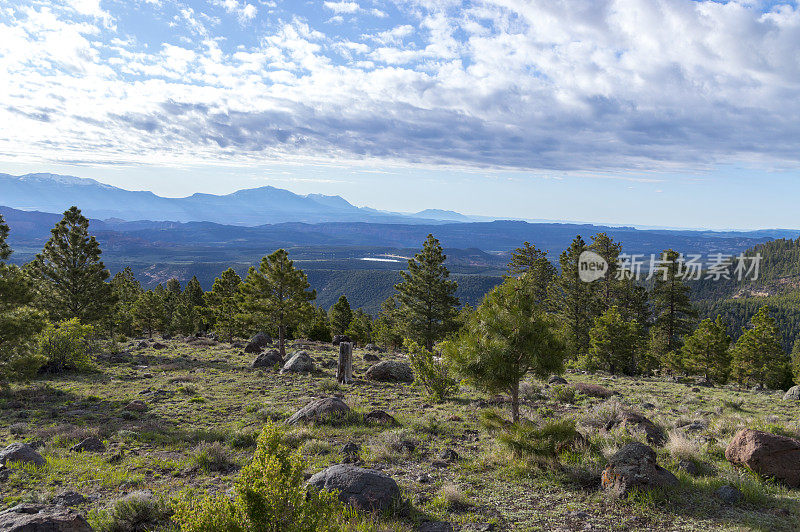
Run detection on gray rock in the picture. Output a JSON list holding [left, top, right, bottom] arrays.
[[286, 397, 350, 425], [124, 400, 148, 412], [250, 332, 272, 348], [0, 443, 46, 468], [601, 442, 678, 497], [548, 375, 568, 385], [280, 351, 314, 374], [603, 410, 666, 446], [677, 459, 700, 476], [71, 437, 105, 453], [0, 504, 92, 531], [364, 353, 380, 362], [715, 485, 742, 504], [364, 343, 380, 351], [783, 385, 800, 401], [52, 491, 89, 507], [308, 464, 401, 512], [364, 410, 398, 426], [251, 349, 283, 369], [365, 361, 413, 383]]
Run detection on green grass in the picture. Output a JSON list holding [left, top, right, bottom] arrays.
[[2, 338, 800, 530]]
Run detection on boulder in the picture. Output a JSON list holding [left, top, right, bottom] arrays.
[[70, 437, 105, 453], [251, 349, 283, 369], [725, 429, 800, 486], [715, 485, 742, 504], [548, 375, 568, 385], [0, 504, 92, 531], [151, 342, 167, 349], [0, 443, 46, 467], [364, 410, 398, 426], [604, 410, 666, 446], [286, 397, 350, 425], [783, 385, 800, 401], [364, 353, 380, 362], [365, 361, 413, 383], [124, 400, 148, 413], [308, 464, 401, 512], [364, 343, 380, 351], [250, 332, 272, 348], [332, 335, 351, 346], [280, 351, 314, 374], [51, 491, 89, 507], [601, 442, 678, 497]]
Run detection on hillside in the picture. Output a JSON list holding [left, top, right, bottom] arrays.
[[693, 237, 800, 348]]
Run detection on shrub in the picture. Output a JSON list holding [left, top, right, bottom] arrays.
[[173, 423, 359, 532], [549, 384, 577, 404], [192, 441, 236, 472], [481, 410, 583, 468], [406, 340, 457, 402], [91, 492, 173, 532], [37, 318, 96, 373]]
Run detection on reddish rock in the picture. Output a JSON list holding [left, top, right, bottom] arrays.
[[725, 429, 800, 487]]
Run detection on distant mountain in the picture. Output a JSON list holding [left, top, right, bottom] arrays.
[[0, 173, 466, 226], [414, 209, 473, 222]]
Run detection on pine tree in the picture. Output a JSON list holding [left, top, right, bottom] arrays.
[[791, 339, 800, 385], [731, 306, 790, 389], [554, 235, 594, 357], [29, 206, 114, 322], [0, 214, 45, 384], [110, 267, 143, 337], [651, 249, 696, 359], [299, 306, 333, 342], [445, 276, 565, 422], [208, 268, 244, 341], [133, 289, 165, 338], [395, 234, 459, 350], [345, 309, 373, 345], [507, 241, 556, 305], [588, 233, 622, 311], [174, 276, 206, 335], [329, 295, 353, 336], [586, 306, 642, 375], [681, 316, 731, 383], [374, 296, 403, 350], [184, 276, 206, 308], [238, 249, 316, 358]]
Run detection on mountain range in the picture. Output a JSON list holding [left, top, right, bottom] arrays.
[[0, 173, 479, 225]]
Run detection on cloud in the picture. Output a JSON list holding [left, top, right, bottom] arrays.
[[2, 0, 800, 175]]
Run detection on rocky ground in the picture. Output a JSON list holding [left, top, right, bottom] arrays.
[[2, 336, 800, 531]]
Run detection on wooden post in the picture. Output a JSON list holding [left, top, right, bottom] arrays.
[[337, 342, 353, 384]]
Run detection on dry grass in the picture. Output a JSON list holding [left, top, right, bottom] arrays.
[[665, 430, 702, 461]]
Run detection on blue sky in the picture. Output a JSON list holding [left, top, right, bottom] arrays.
[[2, 0, 800, 229]]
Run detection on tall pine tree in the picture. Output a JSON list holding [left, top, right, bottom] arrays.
[[208, 268, 244, 341], [682, 316, 731, 383], [329, 295, 353, 336], [651, 249, 696, 359], [554, 235, 594, 357], [29, 206, 113, 323], [731, 306, 790, 389], [506, 241, 556, 306], [395, 234, 459, 350], [238, 249, 316, 358], [0, 214, 45, 384], [586, 305, 641, 375]]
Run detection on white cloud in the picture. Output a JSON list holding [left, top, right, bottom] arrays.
[[3, 0, 800, 174], [323, 1, 361, 14]]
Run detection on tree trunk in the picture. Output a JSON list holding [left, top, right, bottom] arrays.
[[337, 342, 353, 384], [279, 324, 286, 359], [511, 383, 520, 424]]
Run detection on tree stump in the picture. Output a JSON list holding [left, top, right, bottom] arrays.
[[337, 342, 353, 384]]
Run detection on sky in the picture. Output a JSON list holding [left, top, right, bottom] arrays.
[[2, 0, 800, 229]]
